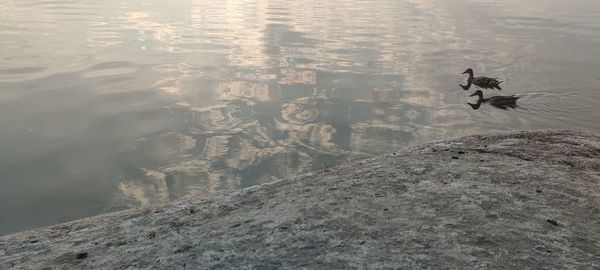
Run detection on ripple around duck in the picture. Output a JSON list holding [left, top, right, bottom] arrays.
[[505, 90, 600, 130]]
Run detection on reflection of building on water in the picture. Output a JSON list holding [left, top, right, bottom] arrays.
[[363, 87, 443, 108], [279, 68, 316, 85], [275, 121, 338, 151], [215, 81, 270, 101], [280, 96, 323, 123], [183, 102, 255, 132], [109, 0, 444, 208], [368, 88, 400, 103], [114, 134, 316, 208], [114, 86, 434, 207], [115, 160, 243, 208], [278, 96, 340, 151]]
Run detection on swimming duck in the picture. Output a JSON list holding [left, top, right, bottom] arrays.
[[462, 68, 503, 90], [468, 90, 519, 110]]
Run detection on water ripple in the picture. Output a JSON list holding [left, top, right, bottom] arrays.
[[2, 0, 600, 235]]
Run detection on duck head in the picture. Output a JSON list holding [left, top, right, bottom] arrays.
[[462, 68, 474, 76]]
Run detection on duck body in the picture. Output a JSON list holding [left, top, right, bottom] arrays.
[[463, 68, 503, 90], [472, 76, 503, 90], [484, 95, 519, 106], [469, 90, 519, 110]]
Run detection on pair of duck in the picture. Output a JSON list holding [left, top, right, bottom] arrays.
[[461, 68, 519, 109]]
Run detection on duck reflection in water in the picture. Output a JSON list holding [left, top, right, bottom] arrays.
[[460, 68, 503, 90], [468, 90, 520, 110], [460, 81, 472, 90]]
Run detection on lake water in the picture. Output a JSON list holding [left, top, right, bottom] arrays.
[[1, 0, 600, 235]]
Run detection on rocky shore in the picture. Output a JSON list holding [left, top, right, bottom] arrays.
[[1, 130, 599, 269]]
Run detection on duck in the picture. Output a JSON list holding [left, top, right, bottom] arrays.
[[461, 68, 503, 90], [468, 90, 519, 110]]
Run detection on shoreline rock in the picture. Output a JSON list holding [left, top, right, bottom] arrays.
[[1, 130, 600, 269]]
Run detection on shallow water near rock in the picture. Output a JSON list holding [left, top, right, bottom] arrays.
[[1, 0, 600, 235]]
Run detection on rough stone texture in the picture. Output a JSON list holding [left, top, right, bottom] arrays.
[[1, 130, 600, 269]]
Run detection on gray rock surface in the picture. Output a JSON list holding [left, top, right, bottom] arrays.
[[1, 130, 600, 269]]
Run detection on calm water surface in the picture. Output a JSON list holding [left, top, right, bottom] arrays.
[[1, 0, 600, 235]]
